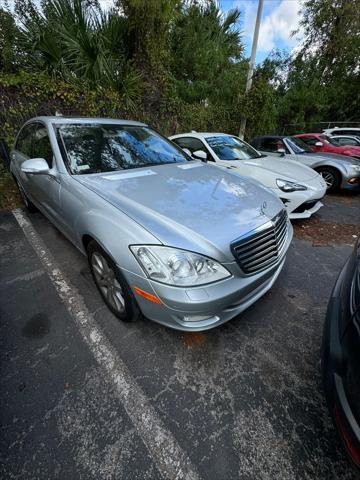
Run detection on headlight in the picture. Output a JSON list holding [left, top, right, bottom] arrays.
[[349, 164, 360, 172], [276, 178, 307, 192], [130, 245, 231, 286]]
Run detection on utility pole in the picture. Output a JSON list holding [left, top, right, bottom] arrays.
[[238, 0, 264, 139]]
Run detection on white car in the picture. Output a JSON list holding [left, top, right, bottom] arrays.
[[170, 132, 327, 220], [323, 127, 360, 137]]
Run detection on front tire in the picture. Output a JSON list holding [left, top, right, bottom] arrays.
[[87, 240, 141, 323], [316, 167, 341, 192]]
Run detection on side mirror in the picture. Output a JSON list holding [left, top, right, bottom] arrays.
[[182, 148, 192, 157], [21, 158, 49, 175], [315, 141, 323, 147], [277, 148, 286, 156], [192, 150, 207, 162]]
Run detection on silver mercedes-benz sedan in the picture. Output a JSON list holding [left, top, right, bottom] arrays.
[[10, 117, 293, 331]]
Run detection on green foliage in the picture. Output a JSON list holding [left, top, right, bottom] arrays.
[[13, 0, 142, 108], [0, 7, 23, 73], [170, 1, 242, 103], [0, 0, 359, 158], [278, 0, 360, 131], [0, 71, 124, 146]]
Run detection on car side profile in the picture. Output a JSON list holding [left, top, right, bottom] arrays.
[[251, 135, 360, 192], [170, 132, 327, 219], [10, 117, 293, 331], [322, 237, 360, 474], [294, 133, 360, 160]]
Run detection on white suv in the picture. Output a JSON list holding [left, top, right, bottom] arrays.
[[323, 127, 360, 136]]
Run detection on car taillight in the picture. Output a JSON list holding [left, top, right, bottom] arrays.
[[334, 403, 360, 466]]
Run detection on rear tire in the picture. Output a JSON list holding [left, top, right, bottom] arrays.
[[316, 167, 341, 192], [15, 178, 37, 213], [87, 240, 141, 323]]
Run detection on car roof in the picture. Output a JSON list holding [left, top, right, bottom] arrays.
[[24, 116, 147, 127], [170, 132, 229, 139], [296, 133, 322, 136], [324, 127, 360, 131]]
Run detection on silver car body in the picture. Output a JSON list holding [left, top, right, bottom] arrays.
[[10, 117, 293, 331], [252, 136, 360, 191]]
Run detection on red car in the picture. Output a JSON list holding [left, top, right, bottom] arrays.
[[295, 133, 360, 159]]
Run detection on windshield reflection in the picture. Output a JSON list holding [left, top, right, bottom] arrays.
[[206, 135, 262, 161], [57, 124, 187, 174], [287, 137, 313, 154]]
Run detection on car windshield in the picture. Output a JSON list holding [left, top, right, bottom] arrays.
[[287, 137, 313, 154], [205, 135, 261, 160], [57, 124, 188, 174]]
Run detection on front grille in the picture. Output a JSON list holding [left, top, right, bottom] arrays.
[[231, 210, 288, 274]]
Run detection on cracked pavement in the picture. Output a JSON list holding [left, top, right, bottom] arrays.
[[0, 193, 359, 479]]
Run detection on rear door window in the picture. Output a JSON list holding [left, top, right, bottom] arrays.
[[336, 137, 358, 146]]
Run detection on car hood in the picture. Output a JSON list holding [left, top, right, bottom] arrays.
[[226, 155, 317, 181], [75, 162, 284, 262], [300, 152, 360, 164]]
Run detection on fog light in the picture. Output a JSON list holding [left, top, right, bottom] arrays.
[[181, 314, 219, 323], [348, 177, 359, 184]]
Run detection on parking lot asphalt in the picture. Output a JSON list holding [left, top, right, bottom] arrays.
[[0, 193, 359, 480]]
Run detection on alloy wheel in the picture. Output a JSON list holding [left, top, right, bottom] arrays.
[[91, 252, 125, 314], [319, 171, 335, 189]]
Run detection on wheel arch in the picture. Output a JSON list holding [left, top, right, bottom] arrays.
[[82, 233, 95, 252], [314, 165, 342, 177]]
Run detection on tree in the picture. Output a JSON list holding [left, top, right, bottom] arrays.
[[0, 6, 22, 72], [13, 0, 142, 107], [170, 1, 243, 103], [279, 0, 360, 130]]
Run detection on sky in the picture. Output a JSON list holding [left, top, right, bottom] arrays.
[[2, 0, 304, 64], [222, 0, 304, 63]]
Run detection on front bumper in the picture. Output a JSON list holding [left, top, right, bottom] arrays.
[[322, 256, 360, 473], [275, 176, 326, 220], [120, 223, 293, 331], [288, 200, 323, 219]]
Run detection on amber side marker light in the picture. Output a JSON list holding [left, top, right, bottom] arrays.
[[348, 177, 359, 184], [133, 286, 162, 305]]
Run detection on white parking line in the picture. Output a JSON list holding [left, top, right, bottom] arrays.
[[13, 208, 200, 480]]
